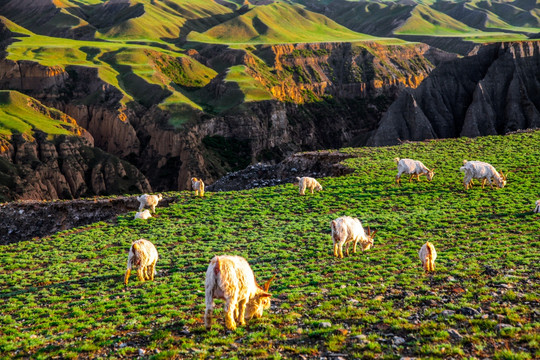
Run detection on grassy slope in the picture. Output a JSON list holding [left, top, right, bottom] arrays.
[[0, 90, 84, 141], [188, 2, 378, 44], [1, 17, 216, 120], [0, 131, 538, 359], [97, 0, 233, 42], [395, 4, 484, 35]]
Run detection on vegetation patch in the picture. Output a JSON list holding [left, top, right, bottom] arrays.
[[0, 131, 539, 358]]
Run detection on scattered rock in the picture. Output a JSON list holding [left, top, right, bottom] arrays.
[[441, 310, 456, 317], [138, 349, 145, 356], [495, 324, 513, 332], [320, 321, 332, 328], [373, 295, 384, 301], [458, 307, 480, 316], [448, 329, 463, 340], [393, 336, 406, 345]]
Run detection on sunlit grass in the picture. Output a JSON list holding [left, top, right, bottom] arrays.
[[1, 130, 539, 358]]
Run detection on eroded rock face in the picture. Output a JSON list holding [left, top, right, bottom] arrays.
[[208, 150, 355, 192], [0, 135, 151, 202], [369, 42, 540, 146]]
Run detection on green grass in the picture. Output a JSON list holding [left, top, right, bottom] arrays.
[[188, 2, 379, 44], [1, 130, 539, 358], [0, 90, 84, 142]]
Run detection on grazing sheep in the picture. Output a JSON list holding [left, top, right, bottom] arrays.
[[134, 210, 152, 220], [295, 176, 322, 195], [460, 160, 507, 190], [394, 158, 434, 184], [191, 177, 205, 197], [137, 194, 163, 213], [205, 255, 274, 331], [534, 200, 540, 213], [331, 216, 377, 258], [419, 241, 437, 272], [124, 239, 159, 286]]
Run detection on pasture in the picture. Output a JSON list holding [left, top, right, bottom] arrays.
[[0, 131, 539, 359]]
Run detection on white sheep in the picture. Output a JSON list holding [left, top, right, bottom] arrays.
[[191, 177, 205, 197], [331, 216, 377, 258], [394, 158, 434, 184], [460, 160, 507, 190], [534, 200, 540, 213], [419, 241, 437, 272], [137, 194, 163, 213], [124, 239, 159, 286], [204, 255, 274, 331], [295, 176, 322, 195], [134, 210, 152, 220]]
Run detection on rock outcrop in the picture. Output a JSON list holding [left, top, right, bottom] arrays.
[[208, 150, 355, 192], [0, 195, 177, 243], [369, 42, 540, 146], [0, 134, 151, 202]]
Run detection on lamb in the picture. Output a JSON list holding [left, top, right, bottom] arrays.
[[394, 158, 434, 184], [534, 200, 540, 213], [295, 176, 322, 195], [137, 194, 163, 213], [134, 210, 152, 220], [419, 241, 437, 272], [204, 255, 274, 331], [460, 160, 507, 190], [124, 239, 159, 286], [191, 177, 205, 197], [331, 216, 377, 258]]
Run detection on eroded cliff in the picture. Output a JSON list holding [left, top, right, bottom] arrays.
[[369, 42, 540, 146]]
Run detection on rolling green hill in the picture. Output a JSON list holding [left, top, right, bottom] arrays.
[[0, 90, 86, 142], [188, 2, 377, 44], [1, 131, 538, 358]]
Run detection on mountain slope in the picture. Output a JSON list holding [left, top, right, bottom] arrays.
[[368, 41, 540, 146], [0, 91, 151, 201], [188, 2, 378, 44]]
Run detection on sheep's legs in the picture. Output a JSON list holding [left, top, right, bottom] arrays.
[[137, 267, 145, 282], [224, 296, 237, 331], [124, 269, 131, 286], [409, 175, 414, 182], [396, 175, 401, 184], [237, 299, 247, 326], [204, 301, 213, 330], [149, 261, 156, 281], [338, 243, 344, 258], [352, 240, 358, 254], [333, 242, 339, 257]]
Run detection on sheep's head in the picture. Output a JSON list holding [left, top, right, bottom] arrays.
[[497, 171, 507, 188], [246, 275, 274, 319], [427, 169, 435, 181], [362, 226, 378, 250], [157, 194, 163, 201], [316, 183, 323, 191]]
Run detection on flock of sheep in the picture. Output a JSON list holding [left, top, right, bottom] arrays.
[[124, 159, 537, 331]]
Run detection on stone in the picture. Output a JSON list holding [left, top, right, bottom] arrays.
[[448, 329, 463, 340]]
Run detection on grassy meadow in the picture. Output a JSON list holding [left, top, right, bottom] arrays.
[[1, 131, 539, 359]]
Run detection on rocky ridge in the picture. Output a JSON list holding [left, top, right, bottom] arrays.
[[369, 41, 540, 146]]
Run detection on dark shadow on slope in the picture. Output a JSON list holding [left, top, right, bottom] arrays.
[[172, 6, 252, 44], [99, 49, 172, 108]]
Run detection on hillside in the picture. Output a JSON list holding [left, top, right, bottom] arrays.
[[0, 0, 539, 200], [0, 91, 151, 201], [187, 2, 378, 44], [0, 131, 538, 358]]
